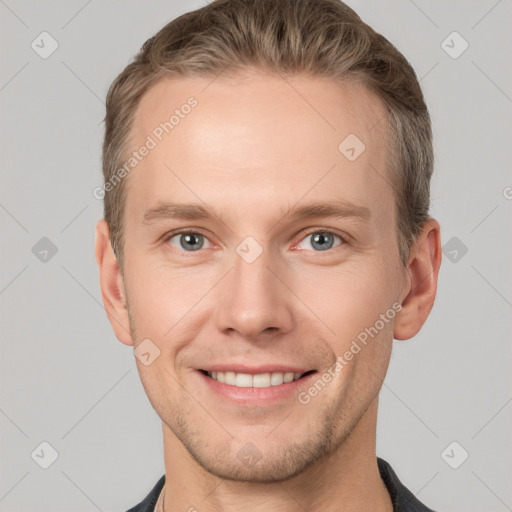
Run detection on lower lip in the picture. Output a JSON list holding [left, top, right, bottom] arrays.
[[196, 370, 318, 406]]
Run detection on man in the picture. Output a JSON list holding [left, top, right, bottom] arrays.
[[95, 0, 442, 510]]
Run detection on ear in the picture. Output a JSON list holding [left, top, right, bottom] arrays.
[[394, 218, 442, 340], [94, 219, 134, 346]]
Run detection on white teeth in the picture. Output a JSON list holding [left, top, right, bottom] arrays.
[[252, 373, 271, 387], [206, 370, 307, 387], [270, 372, 284, 386], [235, 373, 253, 387]]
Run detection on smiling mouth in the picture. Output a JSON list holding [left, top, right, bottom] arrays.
[[199, 369, 317, 388]]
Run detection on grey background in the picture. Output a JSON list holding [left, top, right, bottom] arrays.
[[1, 1, 511, 511]]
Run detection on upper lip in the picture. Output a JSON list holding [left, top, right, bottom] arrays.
[[198, 364, 315, 374]]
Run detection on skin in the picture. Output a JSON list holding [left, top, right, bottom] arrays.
[[95, 69, 442, 512]]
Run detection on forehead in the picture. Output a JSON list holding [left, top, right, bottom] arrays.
[[126, 70, 393, 229], [134, 70, 388, 157]]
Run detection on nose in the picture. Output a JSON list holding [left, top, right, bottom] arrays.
[[213, 245, 294, 341]]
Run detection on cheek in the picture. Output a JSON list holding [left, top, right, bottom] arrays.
[[298, 257, 394, 342], [124, 257, 189, 322], [124, 258, 217, 357]]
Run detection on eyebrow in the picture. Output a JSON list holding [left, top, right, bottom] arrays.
[[141, 200, 372, 225]]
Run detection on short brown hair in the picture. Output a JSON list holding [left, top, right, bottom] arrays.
[[102, 0, 433, 268]]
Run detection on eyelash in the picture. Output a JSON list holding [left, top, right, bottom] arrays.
[[163, 228, 348, 254]]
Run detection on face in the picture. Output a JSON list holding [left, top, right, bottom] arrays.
[[111, 71, 412, 482]]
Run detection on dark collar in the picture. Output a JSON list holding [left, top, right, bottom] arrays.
[[377, 457, 437, 511]]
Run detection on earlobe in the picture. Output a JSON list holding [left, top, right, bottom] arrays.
[[95, 219, 134, 346], [393, 218, 442, 341]]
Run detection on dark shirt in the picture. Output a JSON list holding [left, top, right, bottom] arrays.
[[125, 457, 436, 512]]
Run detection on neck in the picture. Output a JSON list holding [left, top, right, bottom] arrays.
[[159, 398, 393, 512]]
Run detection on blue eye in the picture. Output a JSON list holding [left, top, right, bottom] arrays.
[[165, 229, 345, 254], [297, 231, 344, 251], [167, 231, 211, 251]]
